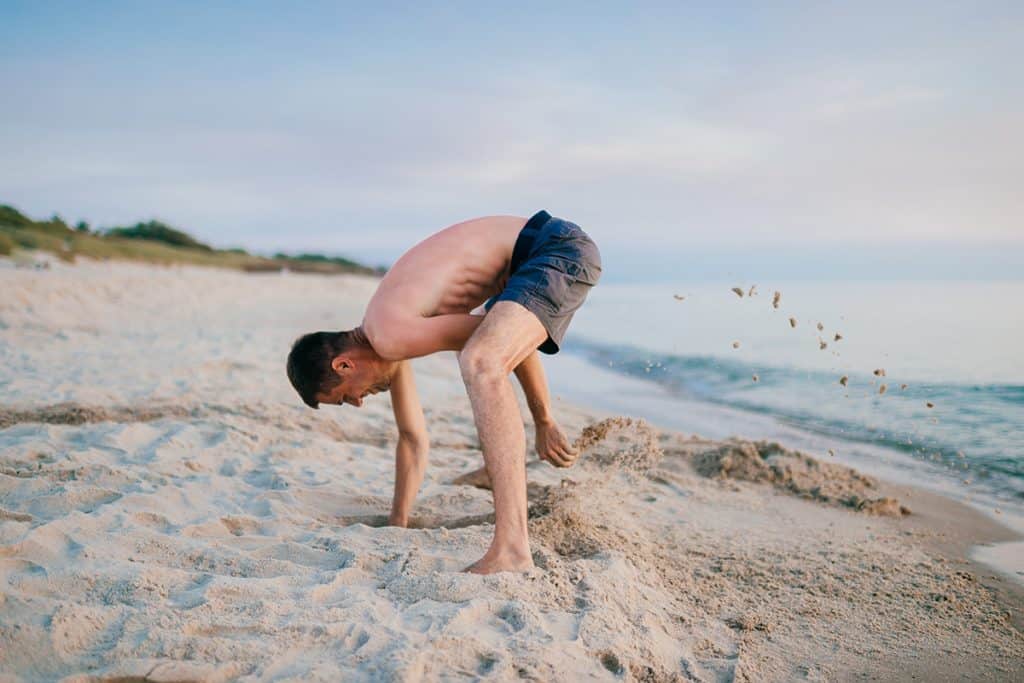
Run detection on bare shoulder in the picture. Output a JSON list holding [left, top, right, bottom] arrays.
[[362, 306, 408, 358]]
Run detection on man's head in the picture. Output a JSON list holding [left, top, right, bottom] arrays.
[[286, 329, 395, 409]]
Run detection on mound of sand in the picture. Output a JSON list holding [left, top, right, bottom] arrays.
[[692, 439, 911, 516]]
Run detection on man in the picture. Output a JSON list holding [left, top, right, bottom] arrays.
[[286, 210, 601, 574]]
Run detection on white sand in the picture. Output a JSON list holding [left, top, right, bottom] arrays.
[[1, 258, 1022, 682]]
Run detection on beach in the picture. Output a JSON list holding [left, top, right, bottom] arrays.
[[1, 259, 1022, 681]]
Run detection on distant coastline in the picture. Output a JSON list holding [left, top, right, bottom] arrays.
[[0, 202, 383, 276]]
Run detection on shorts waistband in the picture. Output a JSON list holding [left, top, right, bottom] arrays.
[[510, 209, 552, 272]]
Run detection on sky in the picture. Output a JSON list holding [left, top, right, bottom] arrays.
[[2, 1, 1022, 278]]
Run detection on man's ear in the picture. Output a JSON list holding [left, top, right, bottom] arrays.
[[331, 356, 353, 375]]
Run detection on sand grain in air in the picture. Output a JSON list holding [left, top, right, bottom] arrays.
[[732, 341, 741, 349], [731, 287, 744, 298], [839, 375, 849, 386], [789, 317, 797, 328], [772, 291, 781, 309], [673, 294, 686, 301]]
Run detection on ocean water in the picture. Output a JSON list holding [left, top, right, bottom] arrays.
[[548, 281, 1024, 522]]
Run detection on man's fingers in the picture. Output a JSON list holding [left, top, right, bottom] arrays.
[[556, 437, 578, 458], [545, 449, 570, 467]]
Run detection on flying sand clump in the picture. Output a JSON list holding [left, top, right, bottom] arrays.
[[788, 317, 797, 328], [570, 417, 664, 477], [772, 291, 781, 309], [731, 287, 745, 298]]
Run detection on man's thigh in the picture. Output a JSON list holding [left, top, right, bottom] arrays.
[[462, 301, 547, 373]]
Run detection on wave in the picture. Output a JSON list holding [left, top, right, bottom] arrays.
[[566, 338, 1024, 501]]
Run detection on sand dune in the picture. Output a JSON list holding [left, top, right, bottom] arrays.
[[1, 259, 1021, 681]]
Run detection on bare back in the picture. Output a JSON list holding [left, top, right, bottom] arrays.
[[364, 216, 528, 323]]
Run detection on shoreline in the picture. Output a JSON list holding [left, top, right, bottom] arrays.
[[547, 350, 1024, 591]]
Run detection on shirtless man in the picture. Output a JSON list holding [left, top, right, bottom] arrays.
[[286, 210, 602, 574]]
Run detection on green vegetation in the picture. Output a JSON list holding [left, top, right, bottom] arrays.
[[0, 203, 381, 275], [272, 252, 367, 270], [106, 220, 213, 251]]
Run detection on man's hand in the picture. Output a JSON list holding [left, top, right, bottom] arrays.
[[535, 418, 578, 467]]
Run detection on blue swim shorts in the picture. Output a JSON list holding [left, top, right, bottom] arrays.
[[485, 209, 602, 354]]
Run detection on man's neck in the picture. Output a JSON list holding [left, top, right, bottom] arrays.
[[351, 325, 371, 349]]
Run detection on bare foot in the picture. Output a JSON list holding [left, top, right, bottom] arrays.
[[452, 466, 492, 490], [463, 548, 534, 574]]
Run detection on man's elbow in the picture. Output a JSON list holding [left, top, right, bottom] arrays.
[[398, 429, 430, 455]]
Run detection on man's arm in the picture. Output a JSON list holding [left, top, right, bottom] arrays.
[[513, 351, 578, 467], [388, 360, 429, 527], [368, 313, 483, 361], [513, 350, 553, 425], [375, 312, 577, 468]]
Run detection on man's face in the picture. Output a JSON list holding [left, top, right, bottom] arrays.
[[316, 357, 392, 408]]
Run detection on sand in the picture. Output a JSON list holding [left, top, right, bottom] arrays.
[[1, 258, 1022, 682]]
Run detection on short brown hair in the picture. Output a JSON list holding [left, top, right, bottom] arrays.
[[286, 330, 355, 409]]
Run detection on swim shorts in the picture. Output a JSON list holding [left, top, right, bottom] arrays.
[[484, 209, 602, 354]]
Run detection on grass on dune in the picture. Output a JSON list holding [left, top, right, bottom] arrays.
[[0, 204, 381, 275]]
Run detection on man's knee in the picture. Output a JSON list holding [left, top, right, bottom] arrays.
[[459, 342, 505, 384]]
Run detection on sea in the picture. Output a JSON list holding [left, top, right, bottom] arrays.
[[545, 280, 1024, 581]]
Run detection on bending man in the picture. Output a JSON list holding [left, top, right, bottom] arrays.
[[286, 210, 601, 574]]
